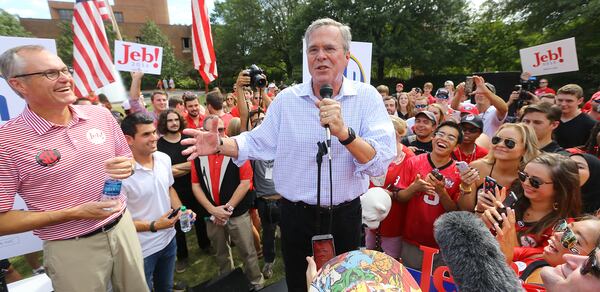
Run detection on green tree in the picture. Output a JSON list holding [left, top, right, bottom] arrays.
[[0, 9, 32, 36], [497, 0, 600, 89], [137, 21, 184, 87]]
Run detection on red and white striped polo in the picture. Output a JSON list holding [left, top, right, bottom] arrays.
[[0, 104, 131, 240]]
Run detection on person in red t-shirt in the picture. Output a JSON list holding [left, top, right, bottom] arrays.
[[366, 116, 415, 259], [535, 79, 556, 97], [453, 114, 488, 164], [392, 121, 471, 270], [183, 93, 205, 129]]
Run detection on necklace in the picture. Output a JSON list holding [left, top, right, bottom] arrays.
[[457, 145, 477, 163]]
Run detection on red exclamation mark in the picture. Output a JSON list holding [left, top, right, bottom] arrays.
[[154, 48, 160, 68], [558, 47, 563, 63]]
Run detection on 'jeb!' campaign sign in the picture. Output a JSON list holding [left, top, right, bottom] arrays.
[[114, 40, 163, 75], [520, 37, 579, 76]]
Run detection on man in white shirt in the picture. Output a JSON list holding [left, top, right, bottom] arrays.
[[121, 112, 195, 292], [451, 76, 508, 137]]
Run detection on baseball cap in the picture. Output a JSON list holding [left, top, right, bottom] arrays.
[[460, 114, 483, 130], [459, 104, 479, 115], [435, 88, 450, 99], [415, 110, 437, 124], [268, 83, 277, 88]]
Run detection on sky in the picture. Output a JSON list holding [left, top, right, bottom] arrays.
[[0, 0, 215, 25], [1, 0, 484, 25]]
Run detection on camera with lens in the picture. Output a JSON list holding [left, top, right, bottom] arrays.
[[514, 77, 536, 101], [247, 64, 267, 88]]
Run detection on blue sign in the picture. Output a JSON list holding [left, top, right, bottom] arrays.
[[0, 95, 9, 121]]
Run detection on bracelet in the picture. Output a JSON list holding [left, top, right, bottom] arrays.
[[149, 221, 158, 232], [459, 184, 472, 193]]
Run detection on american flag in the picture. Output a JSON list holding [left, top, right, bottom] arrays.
[[72, 0, 116, 98], [191, 0, 218, 84]]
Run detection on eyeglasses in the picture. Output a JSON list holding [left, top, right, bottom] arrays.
[[12, 67, 73, 80], [518, 171, 553, 189], [553, 219, 580, 254], [434, 131, 457, 142], [581, 248, 600, 279], [415, 104, 428, 109], [491, 136, 517, 149]]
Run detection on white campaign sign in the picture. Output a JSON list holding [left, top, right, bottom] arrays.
[[0, 37, 51, 258], [0, 195, 43, 259], [114, 40, 163, 75], [519, 37, 579, 76], [0, 37, 56, 125], [303, 41, 372, 85]]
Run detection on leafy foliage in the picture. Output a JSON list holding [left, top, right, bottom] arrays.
[[0, 9, 31, 37]]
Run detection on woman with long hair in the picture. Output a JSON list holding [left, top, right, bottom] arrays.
[[397, 92, 414, 120], [224, 93, 237, 114], [465, 123, 541, 212], [428, 103, 446, 124], [482, 153, 582, 249]]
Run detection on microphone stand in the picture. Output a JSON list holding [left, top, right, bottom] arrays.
[[315, 141, 328, 233]]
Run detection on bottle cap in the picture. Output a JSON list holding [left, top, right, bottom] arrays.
[[180, 205, 187, 212]]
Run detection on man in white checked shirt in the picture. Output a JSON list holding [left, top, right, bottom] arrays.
[[182, 18, 395, 291], [0, 46, 147, 291]]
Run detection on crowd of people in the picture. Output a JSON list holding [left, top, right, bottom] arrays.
[[1, 17, 600, 292]]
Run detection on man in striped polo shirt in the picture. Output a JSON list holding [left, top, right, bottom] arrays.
[[0, 46, 147, 291]]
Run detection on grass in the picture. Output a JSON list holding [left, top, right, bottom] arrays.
[[9, 227, 286, 289], [174, 228, 286, 289]]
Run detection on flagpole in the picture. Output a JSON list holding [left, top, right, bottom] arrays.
[[103, 0, 122, 40]]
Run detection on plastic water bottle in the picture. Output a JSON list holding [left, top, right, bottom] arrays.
[[101, 179, 121, 210], [179, 206, 192, 232]]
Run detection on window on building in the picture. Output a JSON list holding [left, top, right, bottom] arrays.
[[57, 9, 73, 21], [114, 12, 124, 23], [135, 36, 143, 43], [182, 37, 191, 51]]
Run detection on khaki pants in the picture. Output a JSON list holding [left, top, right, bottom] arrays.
[[206, 211, 264, 287], [43, 210, 147, 292]]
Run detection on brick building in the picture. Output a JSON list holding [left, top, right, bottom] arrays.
[[19, 0, 192, 61]]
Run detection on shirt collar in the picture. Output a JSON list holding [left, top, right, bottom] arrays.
[[299, 76, 358, 100], [22, 104, 90, 135]]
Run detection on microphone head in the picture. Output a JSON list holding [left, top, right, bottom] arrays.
[[434, 211, 521, 292], [319, 84, 333, 99]]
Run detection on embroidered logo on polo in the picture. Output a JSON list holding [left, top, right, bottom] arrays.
[[36, 149, 61, 167], [86, 128, 106, 145]]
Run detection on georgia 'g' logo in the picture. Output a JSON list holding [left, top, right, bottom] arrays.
[[36, 149, 61, 167]]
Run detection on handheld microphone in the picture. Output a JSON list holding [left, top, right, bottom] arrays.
[[319, 84, 334, 160], [434, 211, 521, 292]]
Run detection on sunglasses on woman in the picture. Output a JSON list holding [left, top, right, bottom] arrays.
[[415, 104, 428, 109], [553, 219, 580, 254], [518, 171, 553, 189], [491, 136, 517, 149], [581, 248, 600, 278]]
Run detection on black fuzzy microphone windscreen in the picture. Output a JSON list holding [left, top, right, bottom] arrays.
[[434, 211, 522, 292]]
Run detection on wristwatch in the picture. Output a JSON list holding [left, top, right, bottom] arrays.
[[149, 221, 158, 233], [340, 127, 356, 145]]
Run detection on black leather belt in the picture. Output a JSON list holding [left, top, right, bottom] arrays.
[[71, 213, 123, 240], [281, 197, 359, 212]]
